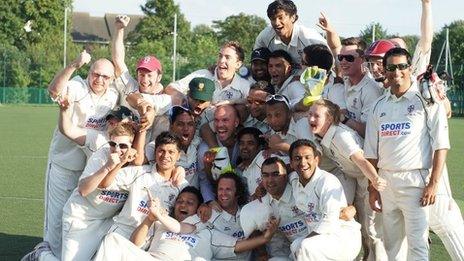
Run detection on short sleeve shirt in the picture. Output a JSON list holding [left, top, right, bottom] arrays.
[[344, 74, 383, 122], [254, 24, 327, 65], [289, 169, 347, 235], [364, 81, 450, 171]]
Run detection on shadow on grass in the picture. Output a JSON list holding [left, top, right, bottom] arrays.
[[0, 233, 42, 260]]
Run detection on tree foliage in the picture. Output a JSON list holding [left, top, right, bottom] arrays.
[[431, 20, 464, 88], [359, 22, 389, 46], [213, 13, 267, 60]]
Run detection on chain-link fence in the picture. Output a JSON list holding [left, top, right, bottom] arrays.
[[1, 87, 464, 116]]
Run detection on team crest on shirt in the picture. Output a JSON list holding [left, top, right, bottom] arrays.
[[168, 194, 176, 202], [305, 202, 321, 223], [291, 205, 304, 216], [352, 98, 358, 108], [380, 122, 411, 137], [380, 112, 386, 117]]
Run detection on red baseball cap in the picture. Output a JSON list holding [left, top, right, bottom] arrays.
[[136, 56, 162, 73]]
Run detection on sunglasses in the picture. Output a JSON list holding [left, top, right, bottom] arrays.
[[265, 94, 290, 107], [385, 63, 410, 72], [108, 141, 130, 149], [91, 72, 112, 81], [337, 54, 356, 63]]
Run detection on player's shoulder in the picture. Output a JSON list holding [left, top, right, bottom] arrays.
[[255, 26, 275, 42], [296, 24, 326, 43]]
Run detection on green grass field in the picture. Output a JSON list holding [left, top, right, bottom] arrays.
[[0, 104, 462, 260]]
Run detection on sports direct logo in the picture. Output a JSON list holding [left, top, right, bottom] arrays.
[[380, 122, 411, 137]]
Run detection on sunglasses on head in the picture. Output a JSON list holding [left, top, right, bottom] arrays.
[[337, 54, 357, 63], [385, 63, 410, 72], [265, 94, 290, 107], [108, 141, 130, 149]]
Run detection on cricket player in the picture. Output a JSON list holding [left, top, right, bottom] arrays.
[[165, 41, 251, 105], [29, 51, 119, 260], [288, 139, 362, 260], [145, 106, 201, 187], [95, 186, 279, 260], [254, 0, 326, 65], [61, 122, 137, 260], [364, 47, 450, 260], [308, 99, 388, 260], [105, 131, 188, 240]]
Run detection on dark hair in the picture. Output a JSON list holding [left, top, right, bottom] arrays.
[[250, 81, 274, 94], [237, 127, 265, 148], [170, 106, 193, 124], [179, 186, 204, 205], [216, 172, 248, 206], [261, 156, 288, 173], [222, 41, 245, 62], [341, 37, 367, 55], [267, 0, 298, 21], [269, 50, 293, 66], [302, 44, 333, 71], [154, 131, 181, 151], [289, 139, 321, 159], [382, 47, 412, 68]]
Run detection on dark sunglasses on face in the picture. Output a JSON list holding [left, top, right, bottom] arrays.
[[337, 54, 356, 62], [385, 63, 410, 72], [108, 141, 130, 149]]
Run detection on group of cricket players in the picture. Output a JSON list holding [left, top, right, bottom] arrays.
[[21, 0, 464, 260]]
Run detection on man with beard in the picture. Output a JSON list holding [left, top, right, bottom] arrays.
[[146, 106, 201, 188], [338, 37, 383, 137], [268, 50, 306, 109], [235, 127, 268, 199], [250, 47, 272, 83], [288, 139, 362, 260], [254, 0, 326, 65]]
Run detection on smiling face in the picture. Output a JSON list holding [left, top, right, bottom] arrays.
[[173, 192, 200, 222], [366, 56, 385, 82], [290, 145, 319, 181], [88, 59, 114, 95], [108, 135, 132, 157], [137, 68, 162, 94], [251, 59, 270, 81], [269, 9, 296, 41], [217, 178, 238, 211], [268, 57, 292, 87], [308, 104, 332, 137], [385, 55, 411, 95], [339, 45, 364, 79], [155, 143, 180, 172], [239, 133, 261, 162], [171, 112, 195, 149], [261, 162, 287, 198], [214, 106, 239, 143], [216, 46, 242, 81]]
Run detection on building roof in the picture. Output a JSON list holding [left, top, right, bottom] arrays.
[[71, 12, 143, 44]]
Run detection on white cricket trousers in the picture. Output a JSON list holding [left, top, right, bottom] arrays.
[[429, 166, 464, 261], [291, 220, 362, 260], [43, 161, 81, 259], [61, 215, 113, 261], [379, 169, 429, 261], [94, 232, 156, 261]]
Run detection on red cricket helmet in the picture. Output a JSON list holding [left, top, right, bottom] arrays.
[[365, 40, 396, 58]]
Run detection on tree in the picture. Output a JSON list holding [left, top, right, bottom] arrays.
[[213, 13, 267, 60], [431, 20, 464, 88], [359, 22, 389, 46]]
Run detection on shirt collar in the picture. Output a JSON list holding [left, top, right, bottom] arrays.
[[269, 184, 292, 205], [387, 79, 419, 102], [320, 124, 337, 149], [273, 24, 300, 47], [344, 73, 370, 92]]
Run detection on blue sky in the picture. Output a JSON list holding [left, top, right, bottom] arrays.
[[73, 0, 463, 37]]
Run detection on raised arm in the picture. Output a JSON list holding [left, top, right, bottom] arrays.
[[112, 15, 130, 77], [418, 0, 433, 53], [317, 12, 342, 57], [48, 50, 91, 100]]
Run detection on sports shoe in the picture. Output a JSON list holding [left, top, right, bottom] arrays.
[[20, 241, 51, 261]]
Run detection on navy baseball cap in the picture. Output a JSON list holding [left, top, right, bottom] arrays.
[[251, 47, 271, 62]]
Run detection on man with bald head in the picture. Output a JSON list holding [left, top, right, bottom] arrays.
[[197, 104, 241, 204], [28, 51, 119, 260]]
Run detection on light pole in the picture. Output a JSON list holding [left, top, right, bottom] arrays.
[[63, 7, 68, 68]]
